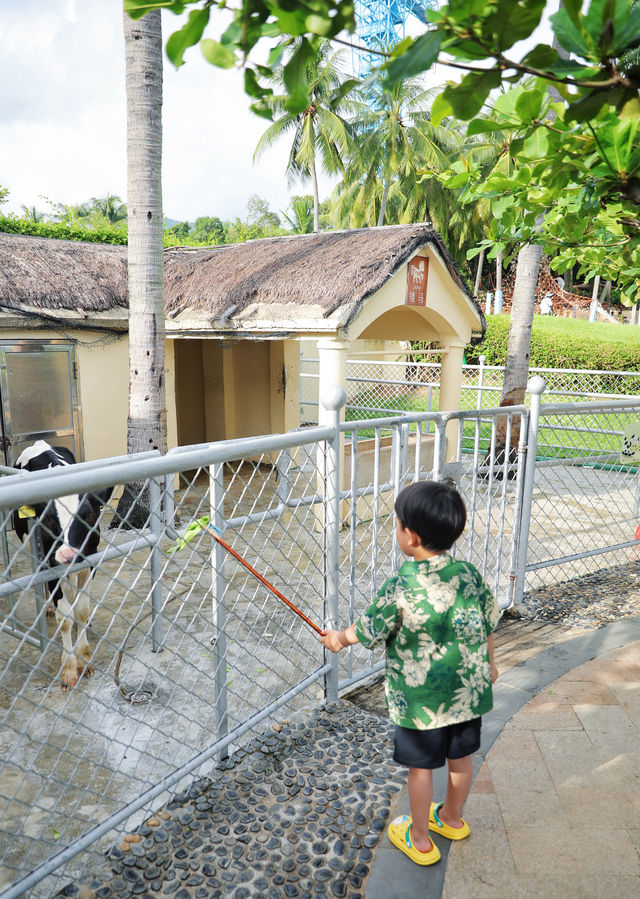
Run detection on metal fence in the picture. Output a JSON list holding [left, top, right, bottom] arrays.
[[300, 356, 640, 424], [518, 393, 640, 593], [2, 384, 640, 896]]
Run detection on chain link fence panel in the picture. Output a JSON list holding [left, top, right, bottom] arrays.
[[0, 434, 336, 898], [2, 390, 639, 896], [521, 399, 640, 593], [300, 356, 640, 424]]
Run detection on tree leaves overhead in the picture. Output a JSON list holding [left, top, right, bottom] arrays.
[[124, 0, 355, 114]]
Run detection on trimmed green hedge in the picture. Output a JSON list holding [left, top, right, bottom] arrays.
[[0, 215, 128, 245], [468, 314, 640, 372]]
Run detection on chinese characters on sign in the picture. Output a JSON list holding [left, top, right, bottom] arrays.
[[406, 256, 428, 306]]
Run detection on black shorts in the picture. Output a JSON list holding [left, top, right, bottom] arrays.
[[393, 717, 482, 769]]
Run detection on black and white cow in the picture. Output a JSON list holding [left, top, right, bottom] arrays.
[[13, 441, 113, 689]]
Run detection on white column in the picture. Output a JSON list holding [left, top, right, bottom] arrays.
[[438, 341, 466, 461], [316, 337, 350, 528], [317, 337, 350, 426]]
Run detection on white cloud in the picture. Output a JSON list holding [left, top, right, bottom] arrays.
[[0, 0, 335, 222], [0, 1, 555, 223]]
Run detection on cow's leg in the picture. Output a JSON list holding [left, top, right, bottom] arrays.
[[55, 595, 78, 689], [72, 569, 94, 678]]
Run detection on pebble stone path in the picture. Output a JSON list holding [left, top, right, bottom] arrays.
[[516, 560, 640, 628], [58, 702, 405, 899]]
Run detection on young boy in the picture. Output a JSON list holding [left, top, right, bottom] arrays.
[[320, 480, 500, 866]]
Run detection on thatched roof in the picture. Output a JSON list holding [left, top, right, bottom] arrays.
[[0, 226, 482, 334], [163, 224, 474, 317], [0, 232, 128, 318]]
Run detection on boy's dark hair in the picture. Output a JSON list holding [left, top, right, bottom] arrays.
[[395, 480, 466, 551]]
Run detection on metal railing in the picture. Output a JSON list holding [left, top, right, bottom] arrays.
[[2, 384, 640, 895], [300, 356, 640, 424]]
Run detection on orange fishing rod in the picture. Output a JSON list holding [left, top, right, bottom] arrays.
[[206, 525, 326, 636]]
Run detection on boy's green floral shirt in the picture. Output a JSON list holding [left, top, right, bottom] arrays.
[[354, 554, 501, 730]]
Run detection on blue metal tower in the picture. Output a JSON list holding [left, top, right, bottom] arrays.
[[352, 0, 438, 77]]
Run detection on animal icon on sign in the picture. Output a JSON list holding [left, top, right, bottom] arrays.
[[411, 259, 425, 285], [620, 421, 640, 463]]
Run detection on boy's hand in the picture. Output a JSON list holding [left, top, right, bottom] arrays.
[[320, 629, 345, 653]]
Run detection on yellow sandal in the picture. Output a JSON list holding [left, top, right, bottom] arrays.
[[388, 815, 441, 866], [429, 802, 470, 840]]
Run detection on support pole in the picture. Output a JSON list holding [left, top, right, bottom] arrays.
[[513, 376, 546, 607], [321, 384, 346, 704]]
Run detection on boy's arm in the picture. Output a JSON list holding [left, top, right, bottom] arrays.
[[488, 632, 498, 682], [320, 623, 359, 653]]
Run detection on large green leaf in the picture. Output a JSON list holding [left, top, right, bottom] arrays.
[[124, 0, 187, 19], [550, 7, 592, 59], [384, 31, 442, 84], [442, 69, 503, 121], [514, 87, 545, 124], [467, 118, 515, 136], [166, 7, 210, 68], [614, 6, 640, 54], [282, 37, 314, 113], [566, 88, 620, 122], [520, 128, 549, 160], [200, 38, 236, 68], [430, 91, 453, 126], [483, 0, 546, 52]]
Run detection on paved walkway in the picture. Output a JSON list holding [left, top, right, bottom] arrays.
[[54, 617, 640, 899], [365, 617, 640, 898]]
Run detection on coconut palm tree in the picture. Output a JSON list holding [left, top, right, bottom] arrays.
[[254, 38, 358, 232], [329, 74, 468, 242], [282, 195, 315, 233], [20, 205, 45, 222], [116, 7, 167, 527], [90, 193, 128, 223]]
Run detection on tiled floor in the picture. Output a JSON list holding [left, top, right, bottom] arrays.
[[443, 640, 640, 898]]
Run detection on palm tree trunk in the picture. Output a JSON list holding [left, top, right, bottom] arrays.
[[493, 17, 567, 457], [310, 155, 320, 233], [377, 180, 390, 227], [473, 248, 485, 297], [497, 242, 543, 447], [116, 8, 167, 528]]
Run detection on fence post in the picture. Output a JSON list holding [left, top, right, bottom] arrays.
[[149, 477, 164, 652], [477, 354, 486, 410], [210, 461, 229, 748], [513, 376, 546, 607], [433, 417, 446, 481], [321, 384, 346, 704]]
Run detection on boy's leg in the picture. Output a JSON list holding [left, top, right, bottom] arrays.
[[440, 754, 473, 827], [407, 767, 434, 852]]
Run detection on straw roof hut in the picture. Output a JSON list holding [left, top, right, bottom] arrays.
[[0, 226, 483, 459], [0, 225, 482, 336]]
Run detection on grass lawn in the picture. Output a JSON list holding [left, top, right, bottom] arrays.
[[345, 381, 639, 465], [531, 315, 640, 349]]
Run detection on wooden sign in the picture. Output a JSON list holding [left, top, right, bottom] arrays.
[[406, 256, 428, 306]]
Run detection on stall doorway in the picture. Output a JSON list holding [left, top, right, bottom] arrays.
[[0, 340, 83, 466]]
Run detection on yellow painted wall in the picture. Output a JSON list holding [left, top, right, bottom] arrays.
[[174, 338, 301, 447], [0, 329, 178, 461], [175, 340, 206, 447]]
